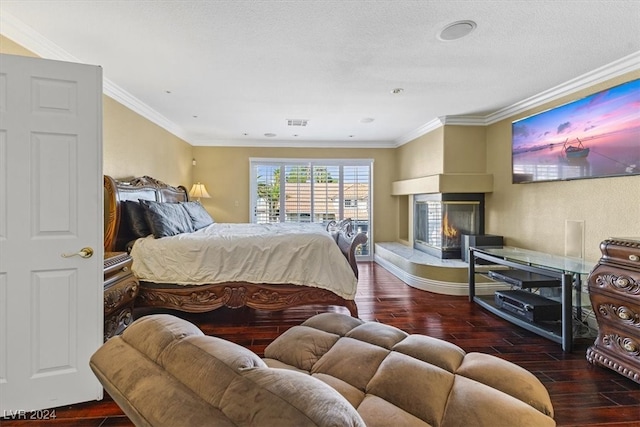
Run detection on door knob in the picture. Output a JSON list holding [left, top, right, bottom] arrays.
[[61, 247, 94, 259]]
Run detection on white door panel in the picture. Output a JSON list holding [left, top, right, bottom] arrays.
[[0, 54, 103, 413]]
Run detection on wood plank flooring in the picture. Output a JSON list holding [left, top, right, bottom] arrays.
[[3, 262, 639, 426]]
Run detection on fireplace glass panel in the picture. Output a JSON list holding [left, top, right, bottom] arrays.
[[415, 199, 481, 258]]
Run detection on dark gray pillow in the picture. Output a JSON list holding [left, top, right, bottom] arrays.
[[121, 200, 151, 238], [180, 201, 214, 230], [139, 200, 195, 238]]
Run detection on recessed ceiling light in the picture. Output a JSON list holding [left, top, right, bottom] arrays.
[[264, 133, 277, 137], [438, 20, 477, 41], [391, 88, 404, 94]]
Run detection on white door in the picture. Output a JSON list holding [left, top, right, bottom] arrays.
[[0, 54, 103, 413]]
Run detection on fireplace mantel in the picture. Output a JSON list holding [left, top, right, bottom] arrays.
[[392, 173, 493, 195]]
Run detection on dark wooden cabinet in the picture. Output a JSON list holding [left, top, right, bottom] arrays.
[[104, 252, 139, 341], [586, 238, 640, 384]]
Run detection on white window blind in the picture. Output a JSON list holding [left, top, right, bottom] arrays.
[[250, 158, 372, 257]]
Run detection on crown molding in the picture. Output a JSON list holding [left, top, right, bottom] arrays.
[[101, 80, 191, 142], [395, 50, 640, 146], [393, 115, 490, 147], [394, 117, 445, 147], [0, 10, 192, 144], [485, 50, 640, 125], [0, 10, 77, 61], [193, 138, 396, 148], [440, 115, 488, 126]]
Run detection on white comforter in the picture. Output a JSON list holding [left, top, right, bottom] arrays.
[[130, 222, 358, 299]]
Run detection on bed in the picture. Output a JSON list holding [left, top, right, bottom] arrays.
[[104, 175, 367, 316]]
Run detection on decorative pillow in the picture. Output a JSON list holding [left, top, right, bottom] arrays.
[[139, 200, 195, 238], [121, 200, 152, 238], [180, 201, 214, 230]]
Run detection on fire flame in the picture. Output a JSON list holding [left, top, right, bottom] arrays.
[[442, 213, 458, 238]]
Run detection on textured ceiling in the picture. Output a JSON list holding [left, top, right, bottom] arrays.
[[1, 1, 639, 147]]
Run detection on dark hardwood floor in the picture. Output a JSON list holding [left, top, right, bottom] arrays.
[[3, 262, 639, 426]]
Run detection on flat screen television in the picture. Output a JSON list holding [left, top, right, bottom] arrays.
[[512, 78, 640, 183]]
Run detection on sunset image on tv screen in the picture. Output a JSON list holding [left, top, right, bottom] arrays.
[[511, 78, 640, 183]]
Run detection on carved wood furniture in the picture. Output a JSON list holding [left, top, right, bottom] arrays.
[[104, 252, 139, 341], [586, 238, 640, 384], [103, 175, 366, 317]]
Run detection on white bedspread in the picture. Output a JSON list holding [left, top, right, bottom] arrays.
[[130, 222, 358, 299]]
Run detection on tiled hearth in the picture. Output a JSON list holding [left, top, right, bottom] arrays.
[[374, 242, 509, 296]]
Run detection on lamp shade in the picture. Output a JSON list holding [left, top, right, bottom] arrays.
[[189, 182, 211, 200]]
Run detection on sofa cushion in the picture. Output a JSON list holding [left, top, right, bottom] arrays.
[[311, 337, 390, 391], [366, 351, 455, 424], [301, 311, 364, 335], [456, 352, 554, 417], [91, 314, 366, 427], [122, 313, 204, 362], [91, 313, 555, 427], [265, 312, 556, 427], [442, 375, 555, 427], [263, 325, 341, 371], [357, 395, 430, 427], [345, 321, 408, 349], [391, 334, 466, 372]]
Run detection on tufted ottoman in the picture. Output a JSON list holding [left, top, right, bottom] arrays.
[[263, 312, 555, 427], [90, 312, 555, 427]]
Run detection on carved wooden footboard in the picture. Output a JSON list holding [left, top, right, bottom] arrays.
[[136, 281, 359, 317], [104, 175, 366, 317]]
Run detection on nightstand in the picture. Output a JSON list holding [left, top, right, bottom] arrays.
[[104, 252, 139, 341]]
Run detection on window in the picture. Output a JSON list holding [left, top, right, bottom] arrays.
[[250, 158, 372, 258]]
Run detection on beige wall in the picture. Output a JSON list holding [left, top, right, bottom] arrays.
[[192, 146, 398, 242], [395, 125, 487, 177], [0, 35, 193, 189], [443, 126, 487, 173], [485, 71, 640, 261], [0, 34, 37, 57], [396, 127, 444, 179], [102, 96, 192, 186]]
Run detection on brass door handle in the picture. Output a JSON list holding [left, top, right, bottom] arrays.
[[61, 247, 94, 259]]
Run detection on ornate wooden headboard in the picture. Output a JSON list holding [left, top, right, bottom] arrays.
[[104, 175, 189, 252]]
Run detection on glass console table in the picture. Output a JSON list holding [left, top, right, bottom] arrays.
[[468, 246, 595, 352]]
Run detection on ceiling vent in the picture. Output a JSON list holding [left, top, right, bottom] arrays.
[[287, 119, 309, 127]]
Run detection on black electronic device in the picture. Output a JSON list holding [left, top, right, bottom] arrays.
[[495, 290, 561, 323], [488, 269, 560, 288], [462, 234, 504, 263]]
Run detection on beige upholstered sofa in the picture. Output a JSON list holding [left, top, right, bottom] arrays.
[[90, 313, 556, 427]]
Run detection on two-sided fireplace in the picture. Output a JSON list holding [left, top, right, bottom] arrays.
[[414, 193, 484, 259]]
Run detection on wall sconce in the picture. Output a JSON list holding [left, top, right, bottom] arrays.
[[192, 158, 197, 166], [188, 182, 211, 202]]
